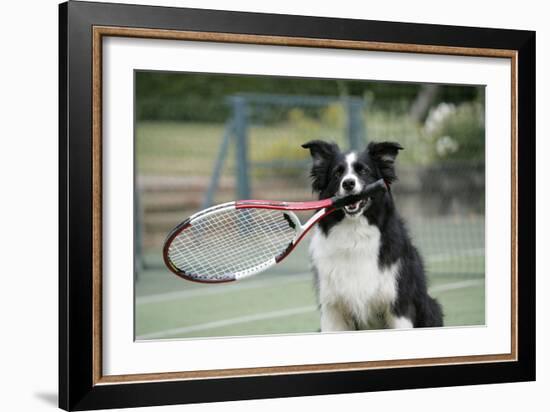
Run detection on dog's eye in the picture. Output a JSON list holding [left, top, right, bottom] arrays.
[[355, 164, 370, 175], [334, 166, 345, 177]]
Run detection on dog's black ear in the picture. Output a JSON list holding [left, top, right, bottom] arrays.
[[302, 140, 340, 192], [302, 140, 339, 165], [367, 141, 403, 184]]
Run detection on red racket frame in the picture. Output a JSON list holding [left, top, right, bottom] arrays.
[[162, 179, 387, 283]]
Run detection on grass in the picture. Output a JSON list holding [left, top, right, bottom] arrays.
[[136, 122, 226, 176], [135, 117, 423, 177]]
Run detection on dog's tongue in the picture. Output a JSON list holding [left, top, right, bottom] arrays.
[[346, 201, 360, 211]]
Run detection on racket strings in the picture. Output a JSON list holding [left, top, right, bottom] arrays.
[[167, 207, 297, 281]]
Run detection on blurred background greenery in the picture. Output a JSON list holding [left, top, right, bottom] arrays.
[[136, 72, 484, 165], [134, 71, 485, 340]]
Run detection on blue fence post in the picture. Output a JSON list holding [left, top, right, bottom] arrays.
[[134, 179, 144, 278], [346, 97, 365, 151], [232, 96, 251, 200], [202, 120, 234, 208]]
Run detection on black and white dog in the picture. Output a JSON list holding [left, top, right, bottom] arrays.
[[302, 140, 443, 331]]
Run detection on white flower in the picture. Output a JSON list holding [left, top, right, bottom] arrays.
[[425, 103, 456, 134], [436, 135, 459, 157]]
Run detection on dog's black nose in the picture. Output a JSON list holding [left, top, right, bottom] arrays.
[[342, 178, 356, 191]]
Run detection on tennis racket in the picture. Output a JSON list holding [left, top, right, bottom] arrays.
[[163, 179, 387, 283]]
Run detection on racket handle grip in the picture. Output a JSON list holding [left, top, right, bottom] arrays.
[[331, 179, 388, 208]]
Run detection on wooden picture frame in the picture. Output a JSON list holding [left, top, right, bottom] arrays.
[[59, 1, 535, 410]]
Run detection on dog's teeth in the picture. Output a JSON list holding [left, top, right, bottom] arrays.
[[344, 199, 369, 215]]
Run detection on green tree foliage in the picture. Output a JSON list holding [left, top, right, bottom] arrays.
[[135, 71, 478, 122], [424, 101, 485, 162]]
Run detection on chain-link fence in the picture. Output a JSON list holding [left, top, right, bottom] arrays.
[[136, 92, 484, 279]]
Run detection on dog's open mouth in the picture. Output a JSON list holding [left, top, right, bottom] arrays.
[[344, 198, 372, 216]]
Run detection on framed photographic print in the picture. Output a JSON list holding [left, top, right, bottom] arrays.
[[59, 1, 535, 410]]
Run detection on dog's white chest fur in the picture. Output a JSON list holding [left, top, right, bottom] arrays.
[[309, 217, 400, 329]]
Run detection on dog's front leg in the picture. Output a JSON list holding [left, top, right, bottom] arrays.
[[388, 315, 414, 329], [320, 303, 352, 331]]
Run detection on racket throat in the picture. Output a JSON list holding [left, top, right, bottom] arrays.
[[275, 207, 332, 264], [275, 241, 296, 263], [282, 213, 297, 229]]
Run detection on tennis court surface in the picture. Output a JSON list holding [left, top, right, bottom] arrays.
[[135, 216, 485, 340]]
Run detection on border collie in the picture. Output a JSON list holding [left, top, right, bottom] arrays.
[[302, 140, 443, 331]]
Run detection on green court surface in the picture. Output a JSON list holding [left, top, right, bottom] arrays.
[[135, 217, 485, 340]]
